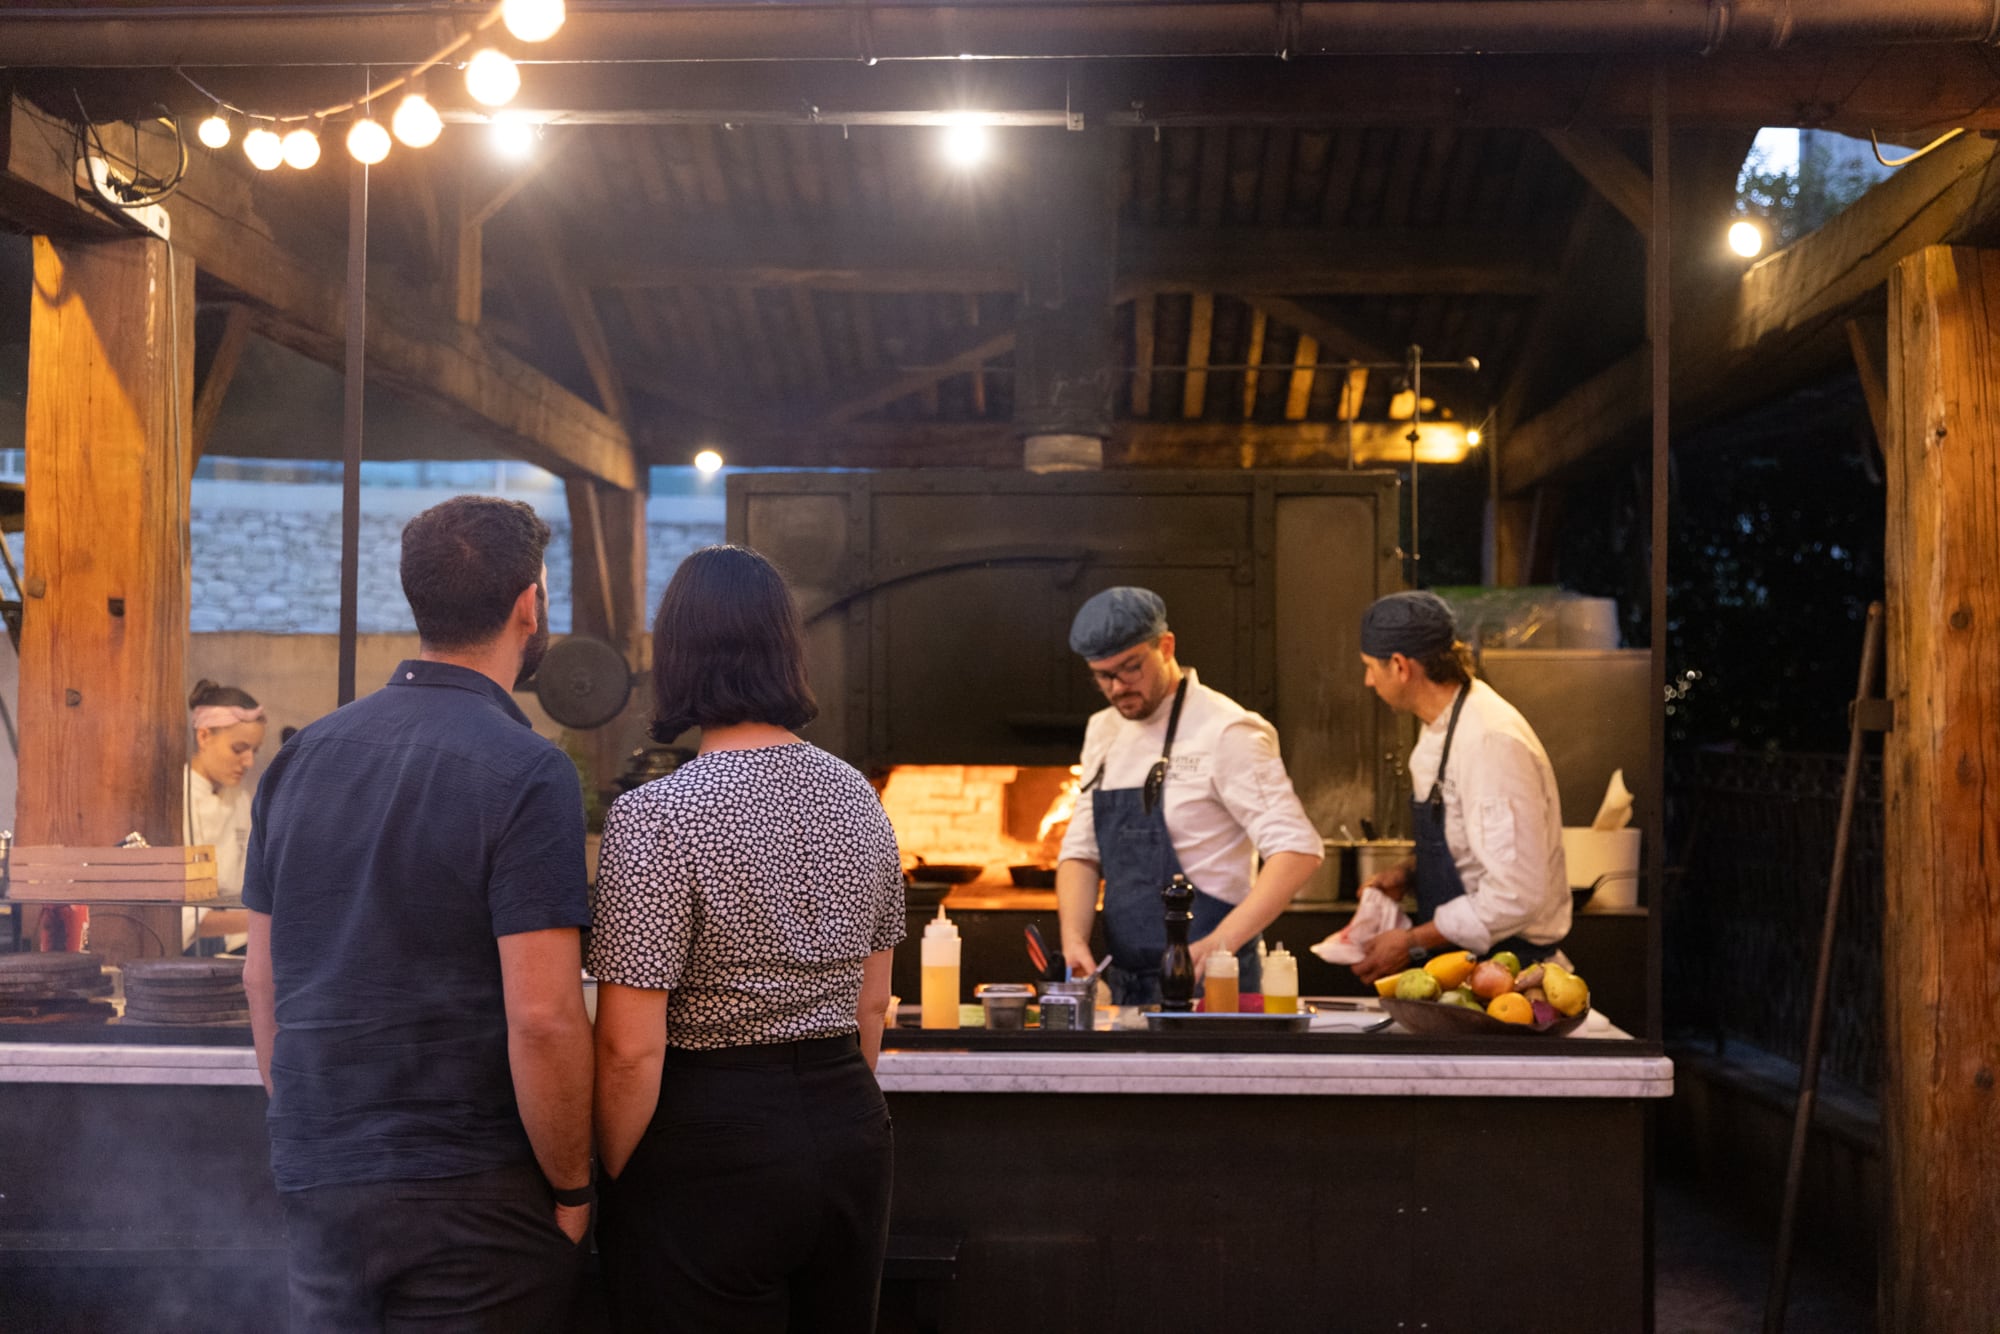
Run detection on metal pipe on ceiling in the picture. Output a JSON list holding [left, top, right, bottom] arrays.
[[2, 0, 1997, 68]]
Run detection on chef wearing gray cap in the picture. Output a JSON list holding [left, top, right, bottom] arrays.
[[1350, 591, 1570, 985], [1056, 587, 1324, 1004]]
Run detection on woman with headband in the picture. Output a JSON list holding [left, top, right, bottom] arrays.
[[184, 679, 267, 952]]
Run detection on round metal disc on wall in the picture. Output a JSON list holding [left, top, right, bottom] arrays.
[[534, 636, 633, 730]]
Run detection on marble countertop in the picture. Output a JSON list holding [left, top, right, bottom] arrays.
[[0, 1018, 1671, 1099]]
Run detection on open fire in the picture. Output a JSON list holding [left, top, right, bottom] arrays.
[[876, 765, 1080, 882]]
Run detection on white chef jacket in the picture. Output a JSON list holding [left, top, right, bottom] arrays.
[[184, 764, 252, 948], [1059, 668, 1323, 904], [1409, 679, 1570, 955]]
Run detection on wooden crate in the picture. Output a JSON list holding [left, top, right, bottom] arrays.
[[4, 846, 219, 903]]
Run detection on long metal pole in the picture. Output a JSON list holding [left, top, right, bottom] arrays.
[[1764, 601, 1886, 1334], [1642, 63, 1671, 1334], [337, 157, 367, 706]]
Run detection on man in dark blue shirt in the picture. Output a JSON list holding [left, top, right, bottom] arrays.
[[243, 496, 594, 1331]]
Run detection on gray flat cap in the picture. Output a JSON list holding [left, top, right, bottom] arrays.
[[1069, 587, 1169, 660], [1360, 590, 1457, 659]]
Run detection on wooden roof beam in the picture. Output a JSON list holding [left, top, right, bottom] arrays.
[[1501, 132, 2000, 495], [1543, 130, 1652, 235], [569, 224, 1554, 296], [817, 320, 1020, 426], [0, 97, 636, 489]]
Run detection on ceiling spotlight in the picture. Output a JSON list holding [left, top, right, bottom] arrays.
[[1466, 427, 1483, 448], [1727, 219, 1766, 259], [491, 115, 537, 161], [502, 0, 566, 43], [347, 118, 391, 165], [281, 127, 322, 170], [196, 114, 231, 149], [941, 120, 990, 168], [392, 93, 444, 148], [693, 449, 725, 475], [465, 49, 522, 108], [243, 127, 284, 171]]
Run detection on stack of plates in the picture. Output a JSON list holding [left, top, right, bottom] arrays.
[[119, 957, 250, 1027], [0, 952, 116, 1024]]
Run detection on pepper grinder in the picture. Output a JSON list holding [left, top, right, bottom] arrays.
[[1159, 874, 1197, 1012]]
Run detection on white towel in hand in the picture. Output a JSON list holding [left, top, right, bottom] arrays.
[[1310, 887, 1412, 965]]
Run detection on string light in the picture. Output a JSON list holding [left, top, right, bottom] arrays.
[[1727, 219, 1766, 259], [491, 114, 537, 160], [281, 127, 322, 170], [196, 114, 231, 149], [694, 449, 725, 475], [347, 118, 392, 165], [465, 49, 521, 107], [242, 127, 284, 171], [502, 0, 566, 43], [392, 93, 444, 148], [941, 120, 990, 168]]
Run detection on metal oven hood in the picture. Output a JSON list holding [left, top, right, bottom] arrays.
[[726, 469, 1403, 835]]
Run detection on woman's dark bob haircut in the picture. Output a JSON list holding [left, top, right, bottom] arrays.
[[650, 545, 818, 742]]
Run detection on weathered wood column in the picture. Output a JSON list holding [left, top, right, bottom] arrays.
[[564, 477, 648, 792], [1880, 244, 2000, 1331], [19, 235, 194, 962]]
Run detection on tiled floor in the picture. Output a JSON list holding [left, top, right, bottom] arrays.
[[1654, 1177, 1874, 1333]]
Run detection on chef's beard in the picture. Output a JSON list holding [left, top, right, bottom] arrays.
[[514, 582, 550, 690]]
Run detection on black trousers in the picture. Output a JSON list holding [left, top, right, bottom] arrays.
[[596, 1034, 894, 1334], [280, 1160, 585, 1333]]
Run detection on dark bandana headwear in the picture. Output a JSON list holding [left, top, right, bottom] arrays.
[[1360, 590, 1457, 659]]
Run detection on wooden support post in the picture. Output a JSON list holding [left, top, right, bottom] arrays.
[[190, 302, 252, 465], [19, 236, 194, 963], [564, 478, 648, 795], [1182, 293, 1214, 419], [1879, 245, 2000, 1334], [1845, 314, 1891, 448], [1240, 306, 1267, 419], [1284, 334, 1319, 420]]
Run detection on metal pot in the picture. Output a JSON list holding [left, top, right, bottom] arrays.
[[1300, 838, 1416, 902]]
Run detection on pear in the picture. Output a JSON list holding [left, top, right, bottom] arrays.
[[1394, 970, 1443, 1002], [1542, 964, 1590, 1017], [1487, 950, 1521, 977], [1438, 987, 1482, 1010]]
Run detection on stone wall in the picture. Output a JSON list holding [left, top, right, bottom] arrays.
[[185, 484, 724, 635]]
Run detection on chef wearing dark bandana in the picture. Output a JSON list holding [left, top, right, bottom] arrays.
[[1055, 587, 1323, 1005], [1350, 591, 1571, 986]]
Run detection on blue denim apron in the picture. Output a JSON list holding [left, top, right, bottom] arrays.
[[1411, 685, 1561, 965], [1087, 678, 1265, 1005]]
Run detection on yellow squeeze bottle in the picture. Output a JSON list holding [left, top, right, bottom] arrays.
[[1264, 942, 1300, 1014], [920, 906, 962, 1030]]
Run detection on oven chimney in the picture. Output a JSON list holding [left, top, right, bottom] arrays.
[[1014, 126, 1118, 473]]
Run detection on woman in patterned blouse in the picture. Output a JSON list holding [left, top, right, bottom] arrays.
[[590, 544, 906, 1334]]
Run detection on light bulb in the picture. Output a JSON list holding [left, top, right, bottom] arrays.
[[1466, 427, 1483, 447], [1727, 219, 1765, 258], [941, 120, 989, 168], [392, 93, 444, 149], [243, 127, 284, 171], [491, 115, 536, 160], [281, 128, 322, 170], [465, 49, 521, 108], [693, 449, 724, 475], [503, 0, 566, 43], [197, 114, 231, 149], [346, 118, 391, 165]]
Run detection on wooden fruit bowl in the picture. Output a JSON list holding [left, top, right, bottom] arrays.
[[1380, 996, 1590, 1038]]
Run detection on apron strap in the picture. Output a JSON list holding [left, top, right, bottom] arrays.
[[1143, 675, 1192, 814], [1425, 684, 1471, 803]]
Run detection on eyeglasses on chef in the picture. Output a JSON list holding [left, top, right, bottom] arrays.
[[1088, 641, 1160, 688]]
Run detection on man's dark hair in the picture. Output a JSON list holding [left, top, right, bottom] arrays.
[[1414, 640, 1477, 687], [399, 496, 551, 650], [650, 545, 817, 742]]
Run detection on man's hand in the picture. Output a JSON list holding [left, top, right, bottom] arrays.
[[1352, 927, 1415, 986], [1061, 938, 1099, 981], [1189, 933, 1230, 980], [1361, 860, 1414, 896], [554, 1202, 590, 1244]]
